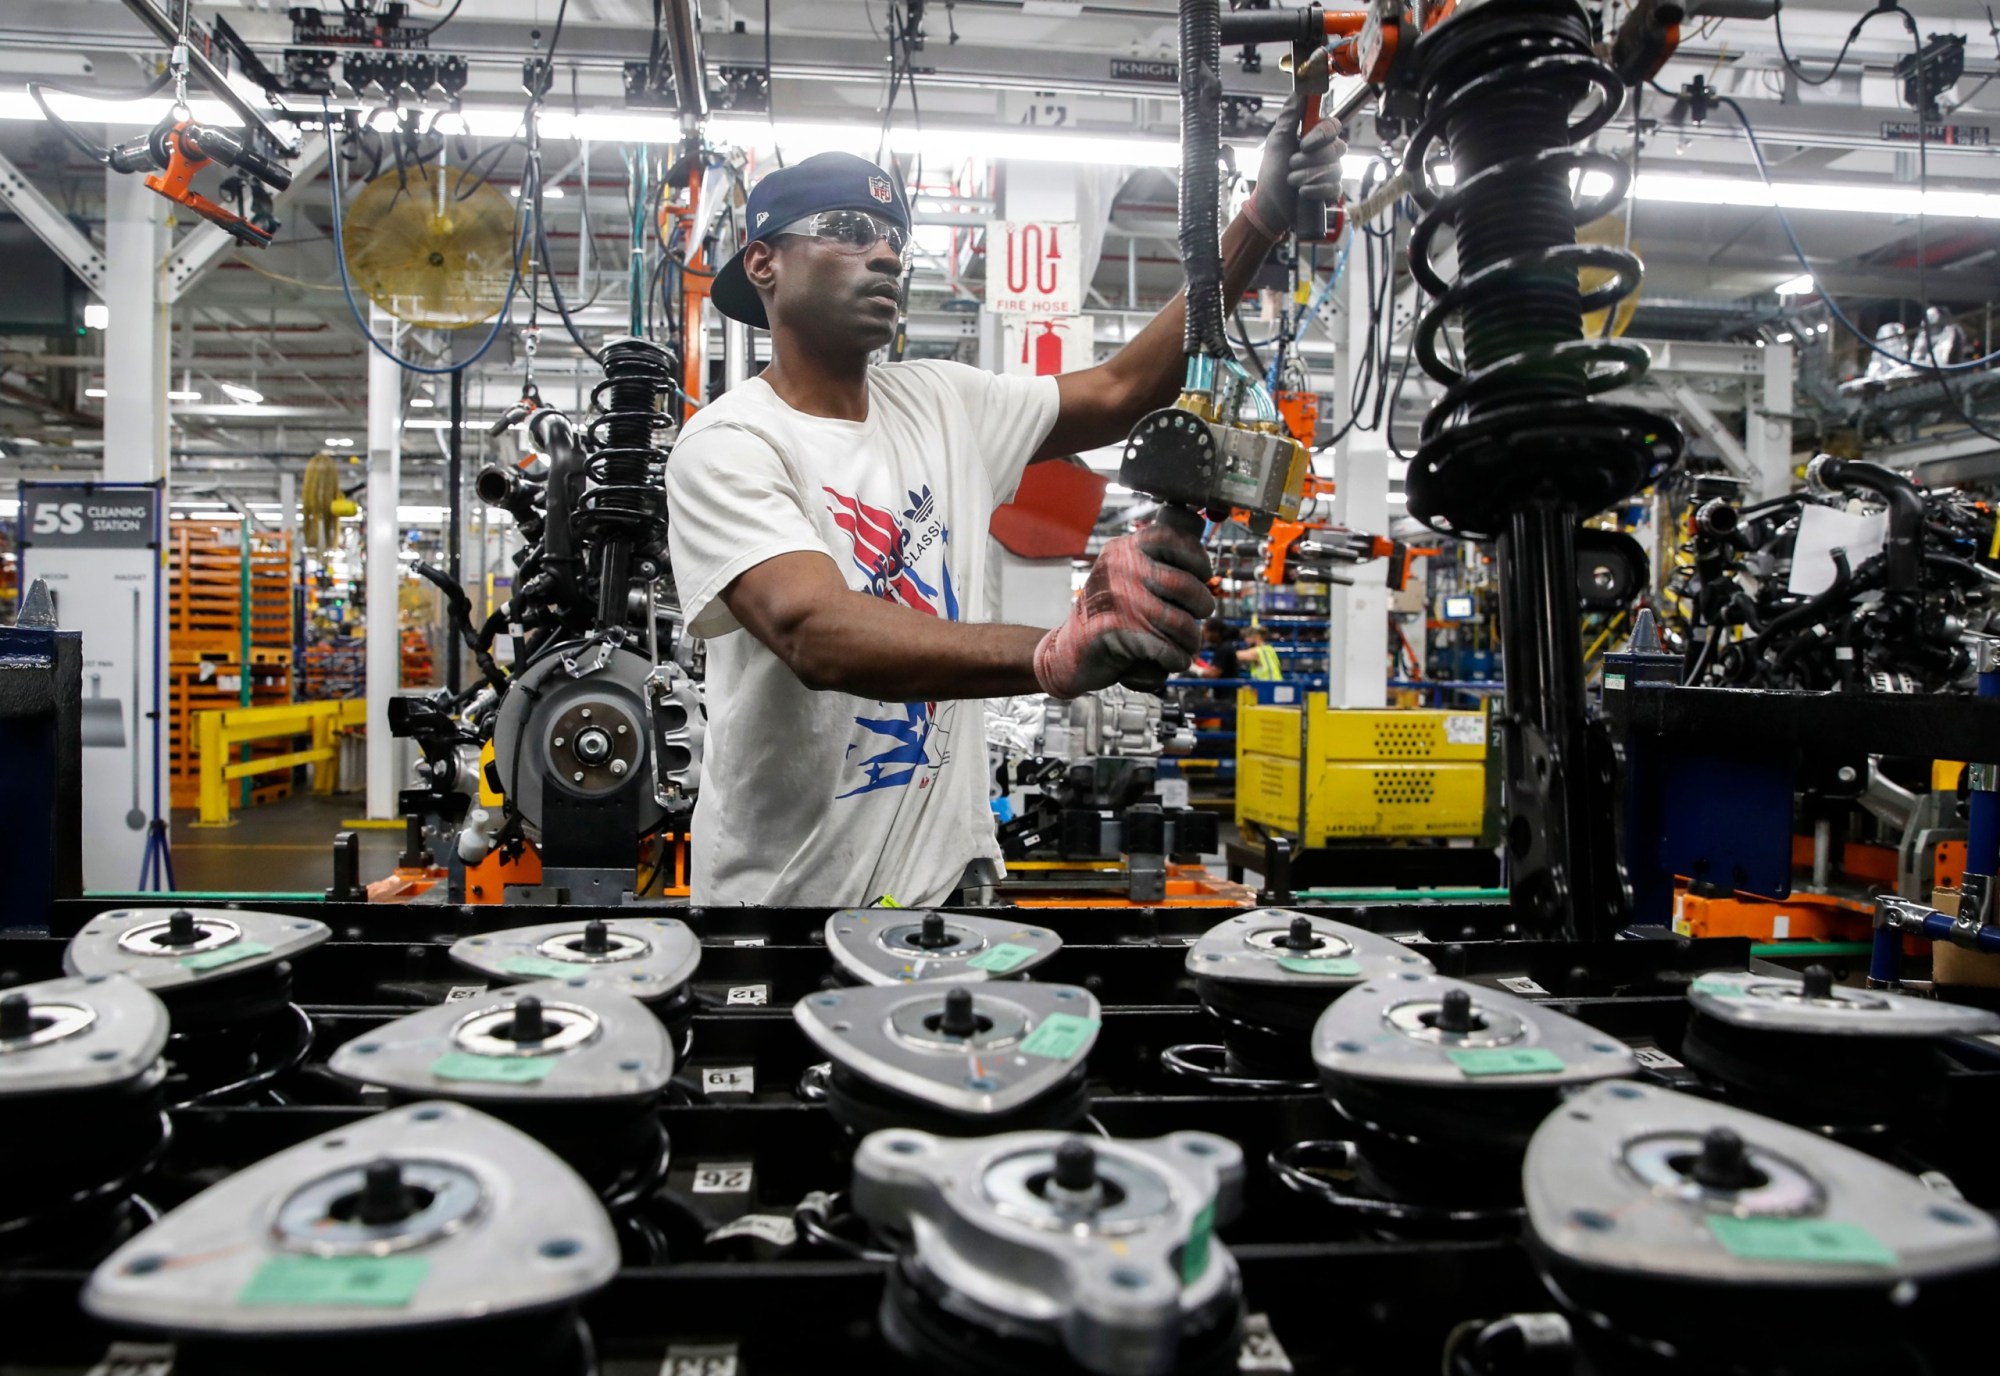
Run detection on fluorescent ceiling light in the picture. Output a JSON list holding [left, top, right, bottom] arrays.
[[1635, 174, 2000, 219], [1775, 331, 1795, 343], [0, 90, 242, 128], [397, 505, 449, 523], [84, 387, 107, 399], [1774, 273, 1816, 296], [325, 436, 355, 448], [219, 382, 265, 405], [410, 397, 436, 408], [167, 390, 201, 401], [510, 185, 564, 199], [83, 303, 109, 330]]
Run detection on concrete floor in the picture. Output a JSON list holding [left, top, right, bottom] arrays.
[[167, 792, 405, 894]]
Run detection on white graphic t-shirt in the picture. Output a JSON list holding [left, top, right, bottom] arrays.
[[665, 360, 1062, 906]]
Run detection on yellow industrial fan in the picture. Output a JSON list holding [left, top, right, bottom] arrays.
[[301, 452, 356, 552], [1579, 214, 1641, 340], [340, 163, 521, 328]]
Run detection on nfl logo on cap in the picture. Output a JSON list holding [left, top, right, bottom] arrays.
[[868, 175, 893, 204], [756, 211, 769, 227]]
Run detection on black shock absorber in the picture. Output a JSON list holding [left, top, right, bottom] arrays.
[[1401, 0, 1683, 938], [580, 336, 677, 629]]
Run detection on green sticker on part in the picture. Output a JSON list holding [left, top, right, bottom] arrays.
[[1277, 956, 1362, 976], [1181, 1199, 1217, 1284], [967, 942, 1036, 973], [239, 1255, 430, 1307], [500, 955, 582, 979], [1692, 975, 1751, 999], [1707, 1216, 1897, 1267], [1019, 1012, 1101, 1060], [1446, 1047, 1566, 1077], [178, 941, 273, 972], [429, 1051, 558, 1083]]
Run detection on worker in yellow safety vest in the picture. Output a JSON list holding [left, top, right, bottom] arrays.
[[1243, 623, 1283, 681]]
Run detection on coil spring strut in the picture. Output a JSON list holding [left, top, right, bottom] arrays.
[[1402, 0, 1683, 938], [581, 336, 675, 626]]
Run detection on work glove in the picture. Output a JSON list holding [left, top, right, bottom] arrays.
[[1034, 510, 1218, 699], [1245, 48, 1348, 240]]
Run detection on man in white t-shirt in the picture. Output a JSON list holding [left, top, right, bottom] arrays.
[[667, 88, 1343, 907]]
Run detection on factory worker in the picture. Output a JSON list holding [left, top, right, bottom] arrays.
[[665, 63, 1344, 906]]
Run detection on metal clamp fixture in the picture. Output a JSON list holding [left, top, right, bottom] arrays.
[[853, 1128, 1246, 1376]]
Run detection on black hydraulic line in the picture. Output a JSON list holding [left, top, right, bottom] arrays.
[[1179, 0, 1228, 359], [533, 409, 587, 604], [447, 371, 465, 695], [1811, 456, 1923, 593], [414, 562, 508, 692]]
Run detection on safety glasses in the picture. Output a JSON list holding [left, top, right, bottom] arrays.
[[771, 208, 910, 262]]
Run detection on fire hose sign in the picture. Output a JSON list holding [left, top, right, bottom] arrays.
[[986, 220, 1083, 317]]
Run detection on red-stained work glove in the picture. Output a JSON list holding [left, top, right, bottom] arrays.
[[1034, 508, 1218, 698]]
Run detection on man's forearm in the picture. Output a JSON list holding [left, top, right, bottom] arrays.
[[787, 590, 1047, 701]]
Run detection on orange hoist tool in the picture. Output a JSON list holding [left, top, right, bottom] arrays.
[[108, 119, 293, 246]]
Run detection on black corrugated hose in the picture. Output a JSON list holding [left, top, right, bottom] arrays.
[[1178, 0, 1228, 359]]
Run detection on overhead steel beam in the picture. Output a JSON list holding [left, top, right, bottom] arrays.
[[165, 138, 330, 305], [0, 151, 107, 295], [114, 0, 295, 152], [1663, 382, 1757, 483]]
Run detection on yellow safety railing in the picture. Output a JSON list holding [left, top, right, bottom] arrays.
[[193, 699, 368, 827]]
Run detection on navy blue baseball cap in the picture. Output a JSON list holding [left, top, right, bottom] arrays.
[[711, 152, 911, 329]]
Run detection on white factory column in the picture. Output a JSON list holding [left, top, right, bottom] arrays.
[[365, 309, 403, 820], [101, 172, 170, 483], [1326, 257, 1390, 708], [1749, 342, 1796, 500]]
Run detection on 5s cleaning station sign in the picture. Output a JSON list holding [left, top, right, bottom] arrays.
[[20, 482, 167, 891]]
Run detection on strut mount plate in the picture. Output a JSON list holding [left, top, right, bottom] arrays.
[[824, 910, 1062, 985], [449, 917, 701, 1001], [65, 907, 330, 991], [0, 973, 168, 1095], [1526, 1082, 2000, 1283], [1313, 973, 1637, 1088], [796, 982, 1101, 1116], [327, 981, 674, 1103], [84, 1100, 617, 1334]]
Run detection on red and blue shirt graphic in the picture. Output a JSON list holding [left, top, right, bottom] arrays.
[[824, 483, 960, 798]]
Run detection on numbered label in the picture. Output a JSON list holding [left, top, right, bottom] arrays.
[[700, 1065, 757, 1097], [1497, 975, 1549, 996], [443, 985, 487, 1002], [730, 937, 767, 948], [1632, 1046, 1683, 1070], [660, 1343, 741, 1376], [725, 984, 769, 1006], [691, 1161, 754, 1194]]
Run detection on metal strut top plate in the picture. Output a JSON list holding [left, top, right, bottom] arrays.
[[824, 910, 1062, 986], [1686, 970, 2000, 1038], [449, 917, 701, 1000], [326, 981, 674, 1103], [84, 1101, 618, 1334], [852, 1128, 1244, 1376], [0, 973, 168, 1096], [795, 982, 1102, 1116], [64, 907, 330, 991], [1185, 909, 1435, 988], [1313, 974, 1638, 1088], [1526, 1082, 2000, 1283]]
